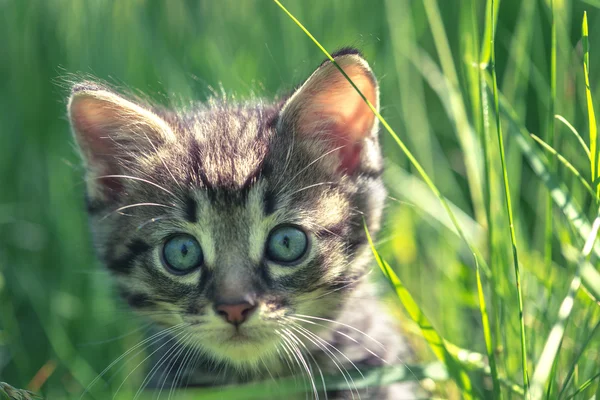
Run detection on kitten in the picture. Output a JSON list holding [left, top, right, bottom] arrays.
[[68, 49, 419, 399]]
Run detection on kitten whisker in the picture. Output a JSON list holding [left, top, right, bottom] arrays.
[[136, 216, 172, 231], [100, 202, 176, 221], [133, 332, 191, 400], [77, 322, 154, 347], [278, 329, 318, 399], [289, 181, 336, 196], [274, 135, 296, 188], [140, 131, 184, 192], [291, 315, 386, 351], [259, 354, 277, 384], [291, 316, 426, 388], [276, 145, 345, 197], [276, 344, 297, 383], [113, 327, 190, 399], [182, 340, 203, 391], [289, 316, 386, 366], [290, 322, 364, 380], [287, 324, 358, 400], [79, 323, 187, 399], [94, 174, 177, 198], [168, 338, 197, 400], [281, 328, 325, 400], [317, 270, 374, 300]]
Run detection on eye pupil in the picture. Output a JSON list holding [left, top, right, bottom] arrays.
[[266, 226, 308, 264], [181, 245, 188, 256]]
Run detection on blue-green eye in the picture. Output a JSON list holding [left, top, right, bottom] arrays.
[[266, 225, 308, 264], [162, 234, 203, 274]]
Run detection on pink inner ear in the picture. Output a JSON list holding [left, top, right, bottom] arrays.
[[70, 97, 118, 163], [298, 63, 377, 173], [70, 96, 127, 195]]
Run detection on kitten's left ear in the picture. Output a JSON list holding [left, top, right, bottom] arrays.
[[278, 50, 380, 174], [68, 82, 176, 200]]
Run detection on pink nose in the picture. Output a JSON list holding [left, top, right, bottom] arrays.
[[215, 302, 256, 325]]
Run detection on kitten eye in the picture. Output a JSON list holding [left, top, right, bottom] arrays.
[[266, 225, 308, 264], [162, 234, 203, 274]]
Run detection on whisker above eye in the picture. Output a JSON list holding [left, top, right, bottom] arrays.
[[136, 215, 174, 231], [289, 181, 336, 196], [276, 145, 346, 197], [94, 174, 178, 197], [100, 202, 176, 221]]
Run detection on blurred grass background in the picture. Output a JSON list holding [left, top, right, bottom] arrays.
[[1, 0, 600, 398]]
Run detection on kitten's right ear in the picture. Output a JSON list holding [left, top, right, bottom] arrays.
[[68, 83, 175, 200]]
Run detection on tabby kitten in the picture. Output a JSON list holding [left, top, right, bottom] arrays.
[[69, 49, 418, 399]]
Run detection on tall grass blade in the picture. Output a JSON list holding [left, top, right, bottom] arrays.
[[558, 320, 600, 398], [495, 83, 600, 301], [466, 0, 501, 396], [529, 133, 596, 198], [545, 0, 557, 318], [555, 115, 591, 159], [480, 0, 501, 65], [529, 213, 600, 400], [422, 0, 486, 226], [583, 12, 599, 198], [489, 0, 529, 395], [363, 225, 473, 398], [564, 372, 600, 399]]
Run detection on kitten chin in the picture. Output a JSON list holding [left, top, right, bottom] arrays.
[[69, 49, 419, 398]]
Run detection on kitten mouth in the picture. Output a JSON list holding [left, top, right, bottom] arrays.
[[224, 328, 262, 343], [227, 332, 252, 342]]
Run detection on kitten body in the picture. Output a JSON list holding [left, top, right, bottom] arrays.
[[68, 50, 420, 399]]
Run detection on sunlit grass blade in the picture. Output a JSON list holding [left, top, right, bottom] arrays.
[[558, 320, 600, 398], [529, 133, 595, 198], [364, 224, 474, 398], [529, 213, 600, 400], [474, 261, 500, 399], [545, 0, 557, 324], [495, 81, 600, 302], [555, 115, 591, 159], [564, 372, 600, 399], [473, 2, 503, 395], [480, 0, 500, 65], [583, 12, 599, 198], [489, 0, 529, 395], [422, 0, 486, 227], [384, 163, 483, 242]]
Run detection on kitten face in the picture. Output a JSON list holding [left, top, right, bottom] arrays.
[[69, 50, 384, 371]]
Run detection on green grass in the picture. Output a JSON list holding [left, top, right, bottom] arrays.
[[1, 0, 600, 399]]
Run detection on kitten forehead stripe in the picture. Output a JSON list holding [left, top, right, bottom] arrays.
[[263, 188, 277, 215], [184, 194, 198, 223]]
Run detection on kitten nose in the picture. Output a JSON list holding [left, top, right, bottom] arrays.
[[215, 302, 256, 325]]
